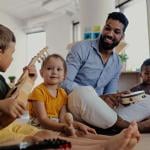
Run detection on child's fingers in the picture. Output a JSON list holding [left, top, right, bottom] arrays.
[[9, 111, 17, 118], [11, 90, 19, 99], [9, 101, 26, 118], [9, 107, 21, 118], [17, 101, 27, 110], [15, 103, 26, 116], [88, 128, 97, 134]]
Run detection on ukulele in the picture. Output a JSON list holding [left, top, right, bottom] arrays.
[[0, 47, 49, 128]]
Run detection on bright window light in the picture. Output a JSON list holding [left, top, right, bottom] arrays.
[[27, 31, 46, 85], [123, 0, 149, 71]]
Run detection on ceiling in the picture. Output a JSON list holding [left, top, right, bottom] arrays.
[[0, 0, 79, 31]]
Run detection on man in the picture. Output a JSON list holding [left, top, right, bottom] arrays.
[[62, 12, 150, 133], [64, 12, 126, 97]]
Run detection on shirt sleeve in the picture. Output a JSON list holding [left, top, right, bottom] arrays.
[[61, 42, 86, 93], [28, 87, 44, 102], [103, 65, 122, 94]]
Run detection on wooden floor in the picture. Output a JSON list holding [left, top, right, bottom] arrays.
[[135, 134, 150, 150]]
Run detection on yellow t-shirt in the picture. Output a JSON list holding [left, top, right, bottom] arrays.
[[28, 83, 67, 119]]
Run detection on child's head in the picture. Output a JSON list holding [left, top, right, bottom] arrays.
[[0, 24, 16, 72], [140, 58, 150, 84], [40, 54, 67, 85]]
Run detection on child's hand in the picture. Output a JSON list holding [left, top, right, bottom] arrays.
[[74, 122, 96, 135], [0, 96, 26, 118], [63, 113, 76, 137], [23, 65, 37, 82], [61, 124, 76, 137]]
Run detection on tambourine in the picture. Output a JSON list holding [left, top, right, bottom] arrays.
[[121, 90, 146, 105]]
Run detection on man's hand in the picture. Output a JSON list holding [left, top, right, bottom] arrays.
[[100, 91, 129, 108]]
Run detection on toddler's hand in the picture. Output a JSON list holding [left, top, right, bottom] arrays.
[[23, 65, 37, 82], [63, 113, 76, 137], [62, 124, 76, 137]]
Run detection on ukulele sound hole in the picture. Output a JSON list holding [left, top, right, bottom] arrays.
[[29, 73, 35, 77]]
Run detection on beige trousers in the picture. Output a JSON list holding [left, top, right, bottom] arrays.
[[68, 86, 117, 129]]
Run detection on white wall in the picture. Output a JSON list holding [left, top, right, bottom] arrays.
[[26, 32, 46, 86], [45, 14, 72, 58], [0, 11, 73, 85], [79, 0, 115, 36], [0, 12, 27, 82]]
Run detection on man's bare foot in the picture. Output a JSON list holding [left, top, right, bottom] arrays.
[[104, 121, 140, 150]]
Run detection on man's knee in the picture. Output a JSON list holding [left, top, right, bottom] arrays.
[[68, 86, 118, 129]]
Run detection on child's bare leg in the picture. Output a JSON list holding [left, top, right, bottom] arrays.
[[33, 129, 59, 139], [24, 122, 140, 150], [78, 132, 110, 140], [75, 121, 140, 143], [23, 135, 42, 143], [66, 122, 139, 150]]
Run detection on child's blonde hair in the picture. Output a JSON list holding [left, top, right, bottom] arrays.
[[41, 54, 67, 75], [0, 24, 16, 52]]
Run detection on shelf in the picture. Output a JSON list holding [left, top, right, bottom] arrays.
[[119, 71, 141, 91]]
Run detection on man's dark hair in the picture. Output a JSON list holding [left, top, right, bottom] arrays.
[[106, 12, 129, 32], [141, 58, 150, 71]]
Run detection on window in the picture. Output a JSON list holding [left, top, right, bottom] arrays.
[[72, 21, 81, 42], [121, 0, 149, 71], [27, 31, 46, 85]]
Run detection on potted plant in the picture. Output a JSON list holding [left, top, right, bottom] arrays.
[[119, 53, 128, 71], [119, 53, 128, 63], [8, 76, 16, 88]]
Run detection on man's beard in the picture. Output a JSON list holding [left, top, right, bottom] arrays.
[[99, 35, 120, 51]]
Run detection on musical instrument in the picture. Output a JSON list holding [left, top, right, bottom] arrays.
[[0, 47, 49, 128], [63, 113, 77, 137], [121, 90, 146, 105], [0, 138, 72, 150], [64, 113, 74, 126]]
